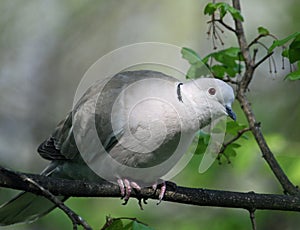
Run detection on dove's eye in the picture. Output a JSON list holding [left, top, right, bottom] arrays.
[[208, 87, 216, 95]]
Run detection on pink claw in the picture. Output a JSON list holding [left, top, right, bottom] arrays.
[[117, 179, 125, 197], [157, 181, 166, 205]]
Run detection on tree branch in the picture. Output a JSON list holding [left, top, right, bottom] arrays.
[[237, 95, 299, 195], [231, 0, 299, 196], [1, 167, 300, 212], [232, 0, 254, 91]]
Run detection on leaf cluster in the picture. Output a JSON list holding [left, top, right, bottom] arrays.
[[182, 47, 243, 79], [194, 122, 247, 163], [204, 2, 244, 22]]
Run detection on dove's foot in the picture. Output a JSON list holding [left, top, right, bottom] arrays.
[[117, 179, 175, 208], [152, 181, 166, 204], [117, 178, 147, 209], [152, 181, 177, 204], [117, 178, 141, 203]]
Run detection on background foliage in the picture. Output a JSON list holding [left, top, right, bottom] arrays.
[[0, 0, 299, 229]]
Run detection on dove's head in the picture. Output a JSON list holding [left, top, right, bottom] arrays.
[[183, 78, 236, 128]]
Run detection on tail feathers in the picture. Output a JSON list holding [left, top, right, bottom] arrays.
[[0, 191, 67, 226]]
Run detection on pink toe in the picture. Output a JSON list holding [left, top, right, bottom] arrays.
[[124, 179, 131, 201], [117, 179, 125, 197], [130, 181, 141, 191]]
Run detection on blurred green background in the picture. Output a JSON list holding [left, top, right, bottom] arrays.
[[0, 0, 300, 229]]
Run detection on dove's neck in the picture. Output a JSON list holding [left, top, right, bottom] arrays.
[[179, 81, 212, 131]]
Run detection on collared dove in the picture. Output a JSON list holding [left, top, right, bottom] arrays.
[[0, 70, 236, 225]]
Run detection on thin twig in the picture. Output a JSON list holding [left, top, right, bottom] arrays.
[[248, 33, 279, 49], [217, 19, 236, 33], [20, 174, 92, 230], [252, 40, 277, 73], [207, 19, 236, 34], [252, 49, 258, 64], [254, 52, 274, 69], [223, 76, 238, 84], [248, 34, 265, 48], [220, 127, 251, 153], [249, 209, 257, 230]]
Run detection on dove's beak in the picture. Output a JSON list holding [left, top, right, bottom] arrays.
[[226, 105, 236, 121]]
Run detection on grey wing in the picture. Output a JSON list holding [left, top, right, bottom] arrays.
[[37, 112, 79, 161], [37, 70, 176, 162]]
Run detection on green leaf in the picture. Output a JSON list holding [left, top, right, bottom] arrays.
[[227, 7, 244, 21], [224, 146, 237, 157], [223, 143, 242, 159], [181, 47, 202, 65], [133, 221, 152, 230], [290, 34, 300, 49], [204, 3, 217, 15], [268, 32, 300, 53], [285, 68, 300, 81], [194, 131, 211, 155], [225, 65, 240, 77], [124, 220, 154, 230], [211, 65, 226, 78], [288, 34, 300, 63], [229, 143, 242, 149], [289, 48, 300, 63], [258, 26, 269, 36], [181, 47, 210, 79], [226, 121, 247, 135], [186, 62, 209, 79], [222, 47, 242, 58], [282, 49, 289, 58], [213, 48, 241, 67], [215, 56, 236, 67], [105, 219, 124, 230], [202, 54, 212, 64], [212, 47, 241, 61], [216, 2, 229, 19], [202, 47, 243, 79]]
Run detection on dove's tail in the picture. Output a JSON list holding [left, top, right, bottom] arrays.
[[0, 191, 67, 226]]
